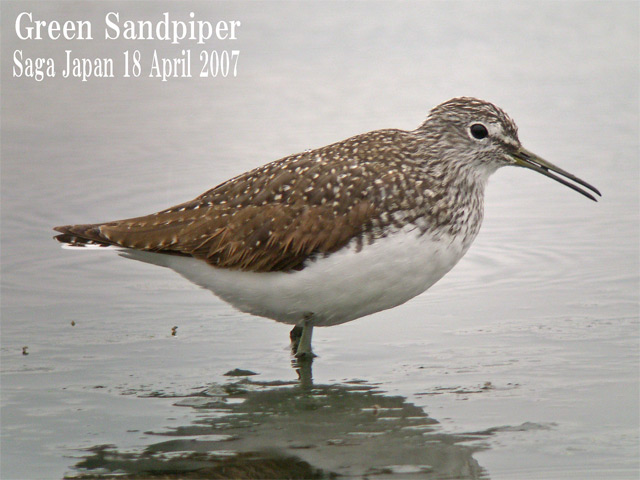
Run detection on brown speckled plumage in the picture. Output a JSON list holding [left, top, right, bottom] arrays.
[[54, 97, 600, 274]]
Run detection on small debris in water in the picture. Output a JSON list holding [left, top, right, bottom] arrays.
[[171, 326, 178, 336], [71, 320, 76, 326], [224, 368, 259, 377], [22, 346, 29, 355], [288, 443, 316, 450]]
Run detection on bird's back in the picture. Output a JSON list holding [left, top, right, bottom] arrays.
[[55, 128, 478, 273]]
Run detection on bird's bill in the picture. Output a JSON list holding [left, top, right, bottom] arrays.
[[510, 147, 601, 202]]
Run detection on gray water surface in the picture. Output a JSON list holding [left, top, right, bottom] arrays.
[[1, 2, 638, 479]]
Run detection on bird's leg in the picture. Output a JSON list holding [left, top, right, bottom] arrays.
[[289, 324, 303, 354], [290, 315, 315, 388], [296, 323, 314, 358], [290, 313, 316, 359]]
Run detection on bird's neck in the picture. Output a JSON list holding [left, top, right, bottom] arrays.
[[415, 151, 490, 245]]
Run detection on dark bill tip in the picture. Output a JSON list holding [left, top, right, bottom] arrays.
[[511, 147, 601, 202]]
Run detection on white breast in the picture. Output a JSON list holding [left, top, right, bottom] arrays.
[[129, 225, 476, 327]]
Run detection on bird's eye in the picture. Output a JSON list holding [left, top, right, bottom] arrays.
[[470, 123, 488, 140]]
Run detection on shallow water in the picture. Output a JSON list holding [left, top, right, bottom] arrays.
[[1, 1, 639, 479]]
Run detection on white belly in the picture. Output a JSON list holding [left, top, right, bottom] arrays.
[[124, 226, 474, 327]]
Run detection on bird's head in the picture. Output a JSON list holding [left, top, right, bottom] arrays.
[[418, 97, 601, 201]]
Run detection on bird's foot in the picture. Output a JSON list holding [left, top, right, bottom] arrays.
[[289, 323, 316, 359], [290, 339, 317, 359], [294, 350, 317, 360]]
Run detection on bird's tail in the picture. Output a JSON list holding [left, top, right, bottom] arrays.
[[53, 224, 115, 247]]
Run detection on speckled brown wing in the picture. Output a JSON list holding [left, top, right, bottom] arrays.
[[54, 200, 375, 272], [54, 129, 419, 272]]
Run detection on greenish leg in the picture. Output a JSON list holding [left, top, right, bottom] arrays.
[[290, 314, 316, 359]]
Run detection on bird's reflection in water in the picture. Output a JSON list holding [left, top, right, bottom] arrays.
[[66, 368, 489, 479]]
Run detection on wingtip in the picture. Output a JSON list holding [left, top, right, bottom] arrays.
[[53, 225, 71, 243], [53, 231, 78, 244], [52, 223, 108, 246]]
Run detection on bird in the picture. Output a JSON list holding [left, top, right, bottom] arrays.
[[53, 97, 601, 359]]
